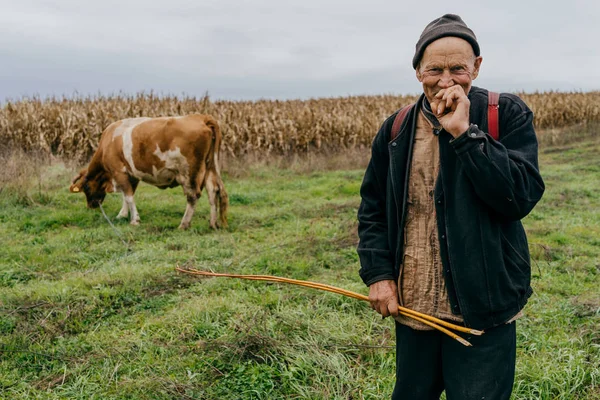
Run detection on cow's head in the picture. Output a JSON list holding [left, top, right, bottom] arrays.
[[70, 168, 113, 208]]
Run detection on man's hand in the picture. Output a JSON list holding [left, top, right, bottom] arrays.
[[368, 280, 399, 318], [430, 85, 471, 137]]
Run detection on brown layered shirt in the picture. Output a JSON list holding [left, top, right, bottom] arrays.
[[394, 110, 464, 330]]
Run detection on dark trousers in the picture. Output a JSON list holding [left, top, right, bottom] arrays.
[[391, 321, 516, 400]]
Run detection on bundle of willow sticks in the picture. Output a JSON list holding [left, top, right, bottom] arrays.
[[175, 267, 484, 347]]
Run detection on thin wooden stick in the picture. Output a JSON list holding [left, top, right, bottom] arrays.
[[175, 267, 484, 346], [176, 268, 482, 336], [218, 273, 483, 337]]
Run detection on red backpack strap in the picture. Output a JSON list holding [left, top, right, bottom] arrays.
[[488, 91, 500, 140], [390, 104, 414, 142]]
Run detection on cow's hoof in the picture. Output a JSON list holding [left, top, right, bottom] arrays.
[[116, 213, 128, 219], [179, 224, 190, 230], [130, 220, 140, 226]]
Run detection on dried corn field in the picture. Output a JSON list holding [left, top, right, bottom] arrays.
[[1, 91, 599, 164]]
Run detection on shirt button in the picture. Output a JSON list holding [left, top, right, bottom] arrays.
[[441, 234, 446, 239], [470, 132, 477, 138], [437, 200, 442, 204], [391, 142, 397, 147], [446, 269, 450, 274]]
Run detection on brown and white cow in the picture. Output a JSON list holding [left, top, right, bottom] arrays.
[[70, 114, 228, 229]]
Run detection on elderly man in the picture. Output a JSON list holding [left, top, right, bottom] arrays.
[[357, 14, 544, 399]]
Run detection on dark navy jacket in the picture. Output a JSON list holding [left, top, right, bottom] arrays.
[[357, 86, 545, 330]]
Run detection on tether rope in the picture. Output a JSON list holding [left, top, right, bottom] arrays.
[[98, 203, 131, 249]]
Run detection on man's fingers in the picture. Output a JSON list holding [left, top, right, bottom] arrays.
[[370, 299, 387, 316], [368, 280, 399, 318], [446, 92, 457, 109], [436, 86, 466, 110], [441, 86, 457, 100], [370, 298, 399, 318], [368, 298, 386, 317], [437, 88, 467, 115], [436, 102, 444, 115], [388, 300, 400, 317], [433, 99, 446, 116], [428, 85, 471, 136], [438, 91, 455, 114], [379, 303, 391, 318], [441, 85, 465, 99]]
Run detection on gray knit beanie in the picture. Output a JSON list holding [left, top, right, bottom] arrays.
[[413, 14, 480, 69]]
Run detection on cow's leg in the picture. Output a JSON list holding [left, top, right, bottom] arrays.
[[116, 195, 129, 219], [113, 174, 140, 225], [216, 173, 228, 229], [127, 179, 141, 225], [125, 195, 141, 226], [178, 163, 207, 230], [177, 164, 202, 230], [179, 185, 198, 230], [205, 169, 228, 229], [205, 171, 219, 229]]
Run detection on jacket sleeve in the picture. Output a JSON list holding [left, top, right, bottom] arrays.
[[450, 94, 545, 220], [357, 117, 396, 286]]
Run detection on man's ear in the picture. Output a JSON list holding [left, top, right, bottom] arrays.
[[416, 66, 423, 82], [70, 169, 86, 193], [472, 56, 483, 80]]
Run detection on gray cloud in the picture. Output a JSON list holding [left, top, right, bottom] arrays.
[[1, 0, 598, 102]]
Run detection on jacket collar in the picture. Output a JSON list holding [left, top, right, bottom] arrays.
[[421, 97, 442, 129]]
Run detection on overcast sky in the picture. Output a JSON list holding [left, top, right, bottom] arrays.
[[1, 0, 598, 102]]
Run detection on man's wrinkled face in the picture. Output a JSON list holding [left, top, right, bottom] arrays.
[[416, 37, 482, 103]]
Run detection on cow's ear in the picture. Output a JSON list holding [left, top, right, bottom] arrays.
[[69, 182, 82, 193], [102, 179, 114, 193], [70, 170, 86, 193]]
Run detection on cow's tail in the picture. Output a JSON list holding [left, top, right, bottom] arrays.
[[204, 116, 220, 173], [205, 115, 229, 228]]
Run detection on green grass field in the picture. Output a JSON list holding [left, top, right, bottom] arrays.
[[0, 138, 599, 399]]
